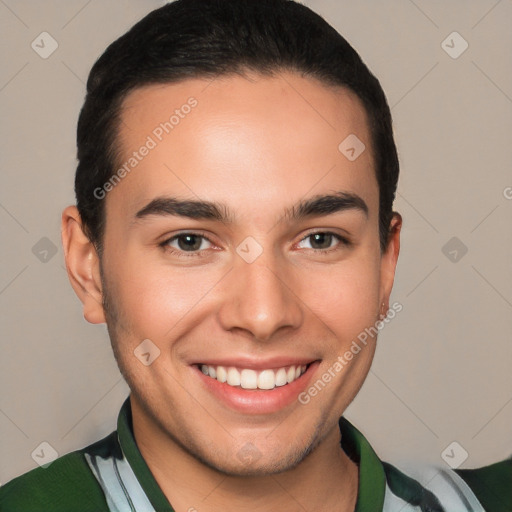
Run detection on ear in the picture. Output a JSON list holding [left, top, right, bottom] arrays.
[[379, 212, 402, 312], [61, 206, 106, 324]]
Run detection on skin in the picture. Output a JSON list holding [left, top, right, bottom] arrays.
[[62, 71, 401, 512]]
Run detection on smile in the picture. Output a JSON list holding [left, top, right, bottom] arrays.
[[199, 364, 308, 390], [194, 359, 320, 414]]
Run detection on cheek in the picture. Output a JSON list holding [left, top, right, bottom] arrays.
[[106, 256, 224, 341], [301, 257, 381, 344]]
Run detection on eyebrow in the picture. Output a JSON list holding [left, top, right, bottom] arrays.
[[134, 191, 369, 225]]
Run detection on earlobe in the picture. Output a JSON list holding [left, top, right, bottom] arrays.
[[379, 212, 402, 309], [61, 206, 106, 324]]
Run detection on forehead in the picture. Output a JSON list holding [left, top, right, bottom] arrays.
[[108, 71, 377, 224]]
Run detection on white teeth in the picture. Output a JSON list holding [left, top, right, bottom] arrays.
[[240, 369, 258, 389], [258, 369, 275, 390], [275, 368, 287, 387], [216, 366, 227, 383], [200, 364, 308, 390], [227, 367, 241, 386]]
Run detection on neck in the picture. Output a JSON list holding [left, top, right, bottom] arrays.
[[131, 403, 359, 512]]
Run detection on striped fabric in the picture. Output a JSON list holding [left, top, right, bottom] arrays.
[[82, 409, 484, 512], [382, 462, 485, 511], [3, 397, 502, 511], [85, 442, 156, 512]]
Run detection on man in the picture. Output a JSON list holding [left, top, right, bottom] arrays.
[[0, 0, 510, 510]]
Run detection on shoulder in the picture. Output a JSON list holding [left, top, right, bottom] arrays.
[[455, 458, 512, 512], [382, 458, 512, 512], [0, 432, 116, 512]]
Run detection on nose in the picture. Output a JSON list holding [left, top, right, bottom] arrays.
[[217, 250, 304, 342]]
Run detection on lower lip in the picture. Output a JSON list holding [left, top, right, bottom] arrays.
[[194, 361, 320, 415]]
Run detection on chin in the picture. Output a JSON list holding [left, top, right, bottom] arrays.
[[206, 453, 305, 477], [194, 433, 320, 478]]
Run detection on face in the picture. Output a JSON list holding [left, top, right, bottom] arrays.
[[65, 71, 400, 476]]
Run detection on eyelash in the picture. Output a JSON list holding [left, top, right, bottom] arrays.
[[159, 231, 351, 259]]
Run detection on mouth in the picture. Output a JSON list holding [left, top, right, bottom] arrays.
[[192, 360, 320, 414], [196, 363, 309, 390]]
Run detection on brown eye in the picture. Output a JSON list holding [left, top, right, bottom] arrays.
[[296, 231, 350, 253], [171, 234, 206, 251], [309, 233, 335, 250], [160, 232, 214, 258]]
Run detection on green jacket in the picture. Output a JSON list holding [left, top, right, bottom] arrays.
[[1, 397, 510, 511]]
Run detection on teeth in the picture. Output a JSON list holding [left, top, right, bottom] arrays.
[[217, 366, 227, 383], [275, 368, 287, 387], [258, 369, 275, 390], [227, 367, 241, 386], [240, 369, 258, 389], [200, 364, 308, 390]]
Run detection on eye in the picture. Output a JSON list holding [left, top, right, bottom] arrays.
[[159, 230, 351, 259], [160, 232, 214, 258], [296, 231, 351, 253]]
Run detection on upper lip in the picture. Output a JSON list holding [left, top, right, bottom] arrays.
[[192, 356, 318, 371]]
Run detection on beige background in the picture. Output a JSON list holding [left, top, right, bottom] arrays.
[[1, 0, 511, 485]]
